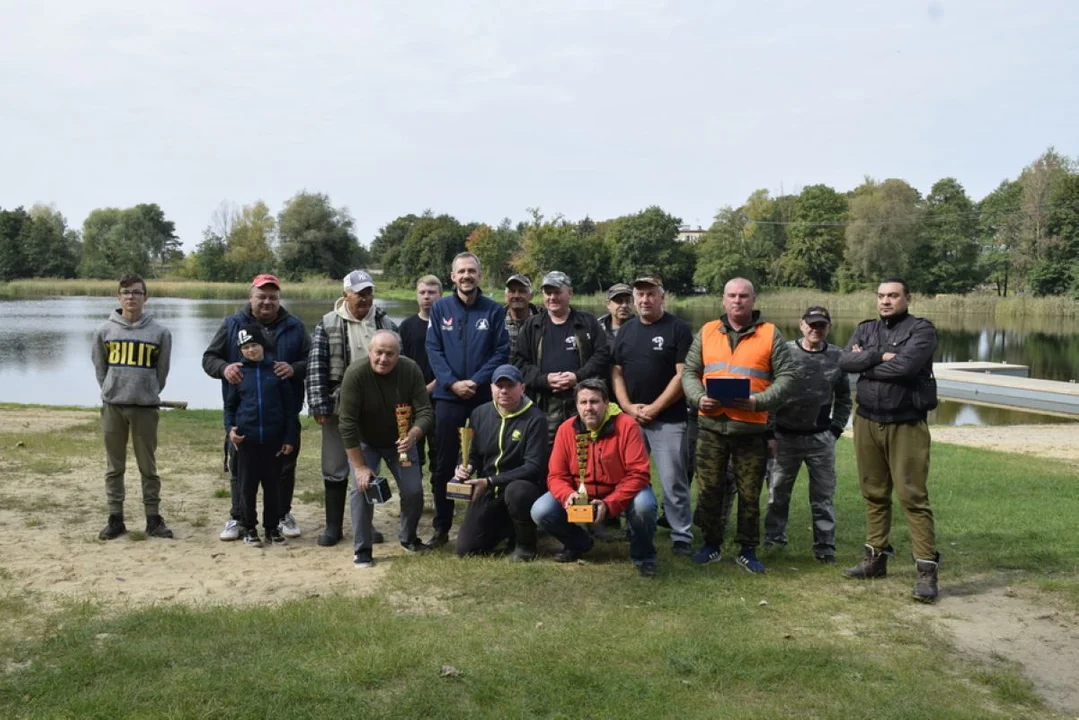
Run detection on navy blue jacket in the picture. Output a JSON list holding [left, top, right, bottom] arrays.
[[425, 290, 509, 402], [224, 359, 298, 446]]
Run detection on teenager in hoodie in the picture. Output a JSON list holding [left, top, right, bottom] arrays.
[[91, 274, 173, 541], [225, 325, 298, 547], [306, 270, 398, 548]]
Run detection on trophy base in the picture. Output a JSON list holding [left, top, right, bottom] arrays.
[[446, 481, 474, 502], [567, 504, 595, 524]]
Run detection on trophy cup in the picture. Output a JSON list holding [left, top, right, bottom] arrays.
[[446, 422, 475, 501], [567, 433, 595, 523], [395, 404, 413, 467]]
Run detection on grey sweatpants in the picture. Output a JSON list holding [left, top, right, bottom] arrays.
[[641, 420, 693, 544], [764, 429, 837, 558], [350, 444, 424, 551], [102, 403, 161, 515]]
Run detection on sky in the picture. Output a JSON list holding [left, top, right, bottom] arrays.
[[1, 0, 1077, 250]]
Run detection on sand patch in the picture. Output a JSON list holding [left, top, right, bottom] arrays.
[[0, 408, 98, 434], [931, 424, 1079, 464]]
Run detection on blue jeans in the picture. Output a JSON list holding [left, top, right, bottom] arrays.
[[531, 488, 658, 564]]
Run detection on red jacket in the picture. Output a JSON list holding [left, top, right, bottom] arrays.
[[547, 410, 651, 518]]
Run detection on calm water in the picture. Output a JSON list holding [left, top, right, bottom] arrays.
[[2, 296, 1077, 426]]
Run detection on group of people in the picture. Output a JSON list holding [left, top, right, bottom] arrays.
[[91, 256, 942, 603]]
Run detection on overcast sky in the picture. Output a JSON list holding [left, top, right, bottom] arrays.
[[1, 0, 1076, 250]]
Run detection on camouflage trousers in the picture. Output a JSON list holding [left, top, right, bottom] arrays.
[[694, 426, 769, 549], [764, 430, 837, 559]]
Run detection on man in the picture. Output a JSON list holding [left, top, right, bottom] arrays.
[[513, 271, 610, 444], [681, 277, 797, 573], [92, 274, 173, 540], [399, 274, 442, 474], [202, 274, 310, 541], [839, 278, 940, 603], [306, 269, 398, 547], [454, 364, 548, 561], [338, 330, 434, 568], [425, 252, 510, 548], [504, 274, 542, 357], [531, 379, 658, 577], [612, 275, 695, 556], [598, 283, 634, 339], [764, 305, 852, 565]]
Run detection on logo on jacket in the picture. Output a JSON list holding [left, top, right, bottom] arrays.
[[442, 317, 455, 331], [652, 336, 665, 351], [565, 336, 577, 351], [511, 429, 522, 441], [476, 318, 489, 331]]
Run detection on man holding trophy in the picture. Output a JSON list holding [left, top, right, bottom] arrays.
[[531, 378, 659, 577], [337, 330, 434, 568], [451, 365, 549, 561]]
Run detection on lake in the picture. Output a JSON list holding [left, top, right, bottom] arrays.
[[2, 295, 1077, 426]]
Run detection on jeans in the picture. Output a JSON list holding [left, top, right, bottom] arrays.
[[531, 488, 658, 564]]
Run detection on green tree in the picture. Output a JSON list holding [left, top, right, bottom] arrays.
[[130, 203, 182, 272], [512, 209, 610, 293], [78, 207, 153, 279], [179, 229, 234, 282], [466, 218, 521, 285], [383, 213, 472, 284], [844, 178, 924, 288], [694, 207, 760, 293], [977, 179, 1023, 296], [775, 184, 847, 290], [276, 191, 365, 280], [226, 201, 277, 279], [922, 178, 981, 294], [605, 206, 696, 294], [0, 206, 32, 281], [370, 214, 420, 267], [1030, 173, 1079, 296], [26, 204, 79, 278]]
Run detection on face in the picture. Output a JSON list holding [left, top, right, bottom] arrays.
[[542, 285, 572, 316], [606, 294, 633, 322], [451, 256, 481, 294], [634, 286, 664, 322], [344, 287, 373, 319], [505, 282, 532, 310], [368, 335, 400, 375], [416, 283, 440, 312], [250, 285, 281, 324], [118, 282, 147, 314], [800, 319, 831, 345], [575, 388, 608, 430], [491, 378, 524, 410], [723, 280, 755, 324], [877, 282, 910, 318], [240, 342, 264, 362]]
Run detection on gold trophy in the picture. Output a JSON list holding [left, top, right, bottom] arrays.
[[567, 433, 595, 523], [395, 404, 413, 467], [446, 422, 475, 501]]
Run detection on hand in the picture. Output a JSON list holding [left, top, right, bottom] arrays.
[[851, 344, 863, 353], [451, 380, 476, 399], [468, 477, 490, 495], [881, 352, 897, 362], [698, 396, 720, 413], [766, 439, 777, 458], [228, 426, 244, 446], [546, 372, 567, 391], [354, 466, 374, 493], [454, 464, 473, 481], [563, 492, 579, 510], [273, 361, 294, 379], [730, 395, 758, 412], [637, 403, 656, 424], [223, 363, 244, 385], [591, 500, 607, 524], [426, 380, 437, 395], [396, 428, 418, 454], [558, 372, 579, 389], [314, 415, 330, 426], [278, 444, 294, 456]]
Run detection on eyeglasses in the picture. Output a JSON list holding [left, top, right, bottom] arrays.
[[120, 290, 145, 297]]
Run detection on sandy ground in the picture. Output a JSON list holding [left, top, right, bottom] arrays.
[[931, 424, 1079, 465]]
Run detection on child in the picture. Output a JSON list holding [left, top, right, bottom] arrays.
[[224, 324, 297, 547]]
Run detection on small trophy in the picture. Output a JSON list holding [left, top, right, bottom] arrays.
[[395, 404, 413, 467], [446, 422, 475, 502], [567, 433, 595, 523]]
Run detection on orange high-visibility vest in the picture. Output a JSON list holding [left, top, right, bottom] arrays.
[[699, 320, 775, 424]]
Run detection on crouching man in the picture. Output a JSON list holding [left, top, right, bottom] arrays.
[[531, 378, 659, 577]]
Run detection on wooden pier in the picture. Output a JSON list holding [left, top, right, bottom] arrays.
[[934, 361, 1079, 417]]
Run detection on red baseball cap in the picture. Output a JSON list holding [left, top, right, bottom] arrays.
[[251, 273, 280, 289]]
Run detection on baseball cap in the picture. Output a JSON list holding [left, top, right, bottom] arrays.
[[802, 306, 832, 324], [491, 364, 524, 384], [343, 269, 375, 294], [251, 273, 280, 289], [606, 283, 632, 301], [633, 274, 664, 289], [505, 274, 532, 292], [540, 271, 572, 290]]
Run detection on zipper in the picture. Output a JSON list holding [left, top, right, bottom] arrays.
[[255, 364, 264, 444]]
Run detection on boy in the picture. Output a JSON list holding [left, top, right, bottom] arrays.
[[225, 324, 297, 546]]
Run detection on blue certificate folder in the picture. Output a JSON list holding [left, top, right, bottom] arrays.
[[706, 377, 750, 403]]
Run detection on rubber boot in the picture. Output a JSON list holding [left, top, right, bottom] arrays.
[[509, 520, 538, 562], [912, 553, 940, 603], [317, 480, 347, 547], [843, 544, 889, 579]]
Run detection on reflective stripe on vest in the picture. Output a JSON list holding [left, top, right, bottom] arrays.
[[699, 319, 775, 423]]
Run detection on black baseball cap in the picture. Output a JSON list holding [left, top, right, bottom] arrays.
[[802, 306, 831, 324]]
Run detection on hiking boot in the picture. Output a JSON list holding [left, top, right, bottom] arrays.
[[353, 548, 374, 568], [267, 527, 287, 546], [427, 531, 450, 549], [243, 528, 263, 547], [279, 513, 301, 538], [691, 544, 722, 566], [736, 546, 766, 574], [638, 559, 658, 578], [219, 518, 241, 541], [844, 544, 890, 579], [672, 541, 693, 557], [400, 538, 430, 553], [98, 514, 126, 540], [509, 546, 537, 563], [145, 515, 174, 539], [318, 480, 345, 546], [912, 554, 940, 603]]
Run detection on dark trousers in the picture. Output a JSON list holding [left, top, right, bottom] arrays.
[[456, 480, 544, 556], [236, 440, 282, 533], [227, 416, 301, 524], [432, 398, 482, 533], [415, 399, 438, 476]]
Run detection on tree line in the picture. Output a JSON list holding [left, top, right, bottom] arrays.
[[2, 148, 1077, 297]]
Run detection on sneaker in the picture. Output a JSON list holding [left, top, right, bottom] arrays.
[[736, 546, 766, 574], [427, 531, 450, 549], [98, 514, 126, 541], [267, 527, 287, 546], [219, 519, 241, 541], [400, 538, 430, 553], [509, 546, 537, 563], [691, 544, 722, 565], [672, 541, 693, 557], [145, 515, 174, 539], [638, 559, 658, 578], [243, 529, 263, 547], [353, 548, 374, 568], [762, 537, 787, 548], [279, 513, 301, 538]]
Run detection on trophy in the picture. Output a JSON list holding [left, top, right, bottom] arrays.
[[567, 433, 595, 523], [395, 404, 413, 467], [446, 422, 475, 502]]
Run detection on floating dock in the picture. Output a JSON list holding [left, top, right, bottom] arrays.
[[934, 361, 1079, 417]]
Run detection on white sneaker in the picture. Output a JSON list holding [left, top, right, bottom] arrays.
[[219, 519, 241, 541], [279, 513, 301, 538]]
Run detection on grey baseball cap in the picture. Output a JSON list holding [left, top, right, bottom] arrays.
[[505, 274, 532, 292]]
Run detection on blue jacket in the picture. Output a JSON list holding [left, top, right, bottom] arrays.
[[224, 359, 298, 446], [425, 290, 509, 402]]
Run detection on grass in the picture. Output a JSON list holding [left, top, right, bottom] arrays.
[[0, 407, 1075, 718]]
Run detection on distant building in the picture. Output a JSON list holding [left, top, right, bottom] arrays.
[[677, 224, 706, 243]]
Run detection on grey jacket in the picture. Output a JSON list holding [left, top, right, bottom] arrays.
[[773, 340, 852, 436], [92, 310, 172, 406]]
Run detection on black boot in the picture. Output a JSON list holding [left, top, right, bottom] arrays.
[[98, 513, 126, 540], [145, 514, 174, 538], [509, 521, 538, 562], [843, 544, 889, 579], [912, 553, 940, 603], [317, 480, 347, 547]]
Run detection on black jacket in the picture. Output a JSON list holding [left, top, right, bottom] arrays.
[[512, 307, 610, 393], [466, 398, 548, 490], [839, 311, 937, 424]]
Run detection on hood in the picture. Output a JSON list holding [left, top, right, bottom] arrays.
[[334, 296, 384, 325], [108, 309, 155, 329], [242, 302, 293, 328], [574, 402, 622, 440]]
